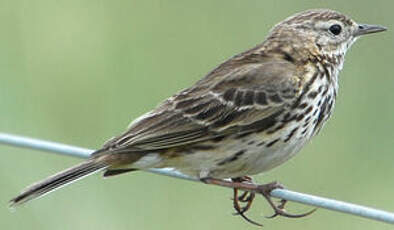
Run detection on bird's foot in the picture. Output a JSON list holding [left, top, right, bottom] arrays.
[[231, 177, 261, 226], [201, 177, 316, 226], [256, 181, 317, 219]]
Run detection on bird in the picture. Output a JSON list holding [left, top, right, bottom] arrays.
[[10, 8, 386, 224]]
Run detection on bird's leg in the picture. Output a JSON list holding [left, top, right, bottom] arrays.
[[256, 181, 317, 219]]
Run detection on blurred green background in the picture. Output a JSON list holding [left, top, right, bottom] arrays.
[[1, 0, 393, 229]]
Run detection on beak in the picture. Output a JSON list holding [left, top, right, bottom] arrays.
[[354, 24, 387, 36]]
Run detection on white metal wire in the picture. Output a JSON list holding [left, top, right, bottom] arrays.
[[1, 132, 393, 224]]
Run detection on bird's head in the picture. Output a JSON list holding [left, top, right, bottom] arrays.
[[268, 9, 386, 58]]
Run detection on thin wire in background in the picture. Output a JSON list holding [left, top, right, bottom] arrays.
[[1, 132, 393, 225]]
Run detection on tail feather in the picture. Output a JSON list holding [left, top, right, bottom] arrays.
[[10, 160, 109, 207]]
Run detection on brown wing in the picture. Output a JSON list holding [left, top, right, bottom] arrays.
[[100, 59, 301, 153]]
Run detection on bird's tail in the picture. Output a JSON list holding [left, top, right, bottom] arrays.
[[9, 159, 109, 208]]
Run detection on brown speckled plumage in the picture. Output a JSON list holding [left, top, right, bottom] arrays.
[[10, 9, 386, 217]]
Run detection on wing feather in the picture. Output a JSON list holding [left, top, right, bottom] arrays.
[[102, 58, 301, 152]]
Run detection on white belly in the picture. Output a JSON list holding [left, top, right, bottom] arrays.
[[162, 122, 307, 179]]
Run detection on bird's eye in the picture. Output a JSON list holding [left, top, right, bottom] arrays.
[[329, 24, 342, 35]]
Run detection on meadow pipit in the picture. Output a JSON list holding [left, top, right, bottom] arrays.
[[10, 8, 386, 225]]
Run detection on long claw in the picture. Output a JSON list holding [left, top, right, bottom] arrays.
[[231, 178, 262, 226], [266, 207, 317, 219], [265, 199, 287, 218], [239, 192, 255, 213], [258, 182, 317, 219], [233, 190, 263, 226], [237, 211, 263, 226], [233, 188, 255, 215]]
